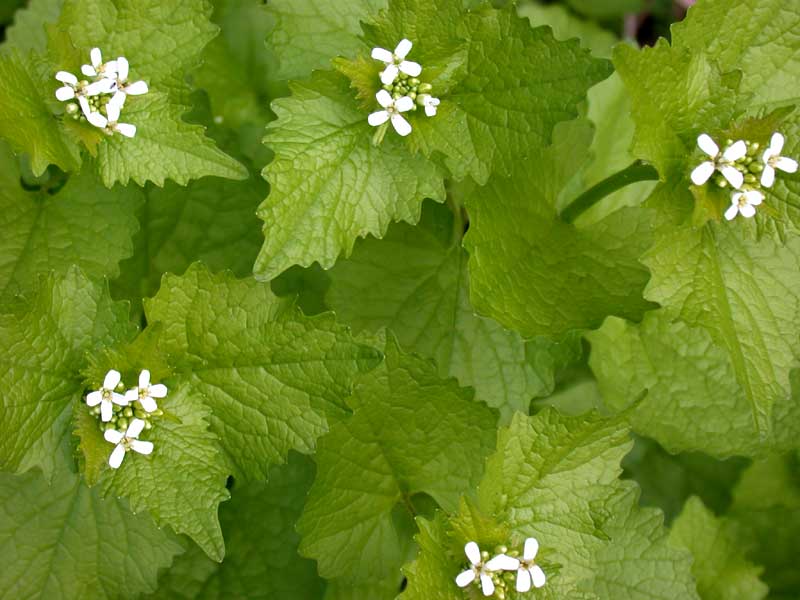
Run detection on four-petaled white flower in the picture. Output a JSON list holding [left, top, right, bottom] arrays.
[[761, 132, 798, 188], [108, 56, 149, 106], [86, 369, 128, 422], [691, 134, 746, 189], [104, 418, 153, 469], [371, 39, 422, 85], [724, 189, 764, 221], [515, 537, 547, 592], [87, 95, 137, 137], [81, 47, 117, 79], [369, 90, 414, 137], [124, 369, 167, 413], [455, 541, 517, 597], [418, 94, 440, 117]]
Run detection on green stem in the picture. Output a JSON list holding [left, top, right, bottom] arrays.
[[559, 160, 660, 224]]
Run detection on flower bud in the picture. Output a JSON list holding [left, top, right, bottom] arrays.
[[418, 83, 433, 94]]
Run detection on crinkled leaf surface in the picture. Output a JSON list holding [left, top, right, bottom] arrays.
[[149, 453, 324, 600], [0, 142, 142, 303], [0, 468, 183, 600], [255, 69, 445, 280], [297, 337, 497, 582], [669, 496, 768, 600], [144, 263, 382, 480], [0, 268, 136, 477]]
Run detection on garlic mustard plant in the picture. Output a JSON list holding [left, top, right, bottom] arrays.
[[104, 418, 154, 469]]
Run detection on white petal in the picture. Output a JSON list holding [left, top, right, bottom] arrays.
[[398, 60, 422, 77], [55, 86, 76, 101], [85, 79, 115, 96], [78, 96, 91, 117], [375, 89, 394, 109], [424, 104, 437, 117], [104, 429, 124, 444], [775, 156, 798, 173], [455, 569, 476, 587], [690, 161, 715, 185], [108, 91, 126, 112], [740, 203, 756, 218], [126, 418, 146, 439], [724, 202, 739, 221], [380, 64, 399, 85], [86, 391, 102, 406], [391, 113, 412, 137], [745, 190, 764, 206], [769, 132, 785, 155], [530, 565, 546, 588], [394, 39, 413, 59], [100, 400, 113, 422], [105, 99, 121, 123], [81, 64, 97, 77], [87, 112, 109, 128], [104, 369, 121, 389], [697, 133, 719, 157], [149, 384, 167, 398], [720, 165, 744, 189], [140, 395, 158, 413], [125, 389, 138, 402], [464, 541, 481, 566], [91, 47, 102, 68], [109, 444, 126, 469], [485, 554, 520, 571], [103, 60, 118, 78], [524, 537, 539, 561], [371, 47, 393, 63], [115, 122, 137, 138], [761, 165, 776, 188], [394, 96, 414, 112], [125, 80, 148, 95], [111, 392, 128, 406], [722, 140, 747, 162], [368, 110, 390, 127], [516, 568, 532, 593], [55, 71, 78, 85], [479, 573, 495, 597], [131, 440, 153, 455], [116, 56, 129, 81]]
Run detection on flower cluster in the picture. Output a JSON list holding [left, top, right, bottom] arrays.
[[456, 538, 546, 598], [55, 47, 148, 139], [85, 369, 166, 469], [690, 132, 798, 221], [368, 39, 440, 141]]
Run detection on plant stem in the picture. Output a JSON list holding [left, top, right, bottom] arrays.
[[559, 160, 660, 224]]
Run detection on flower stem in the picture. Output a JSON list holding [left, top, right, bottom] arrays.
[[559, 160, 660, 224]]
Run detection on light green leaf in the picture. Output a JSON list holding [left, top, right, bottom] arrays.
[[564, 0, 642, 19], [297, 336, 497, 582], [326, 200, 562, 421], [2, 0, 63, 55], [669, 496, 768, 600], [266, 0, 386, 81], [0, 142, 142, 303], [143, 263, 382, 480], [0, 468, 183, 599], [0, 268, 136, 477], [256, 69, 445, 280], [518, 2, 617, 59], [149, 452, 325, 600]]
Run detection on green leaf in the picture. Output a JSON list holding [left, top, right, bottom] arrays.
[[256, 69, 445, 280], [0, 142, 143, 303], [669, 496, 768, 600], [517, 2, 617, 59], [326, 200, 563, 421], [0, 268, 136, 477], [0, 468, 183, 599], [143, 263, 382, 480], [149, 452, 325, 599], [565, 0, 642, 19], [464, 120, 657, 338], [2, 0, 63, 55], [641, 223, 800, 443], [266, 0, 387, 81], [296, 336, 497, 582]]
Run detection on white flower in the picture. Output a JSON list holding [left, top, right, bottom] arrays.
[[418, 94, 440, 117], [371, 39, 422, 85], [761, 132, 798, 188], [691, 134, 746, 189], [104, 418, 153, 469], [108, 56, 149, 106], [515, 537, 546, 592], [54, 71, 80, 101], [86, 369, 127, 422], [81, 47, 117, 79], [86, 94, 137, 137], [368, 90, 414, 137], [124, 369, 167, 413], [455, 541, 518, 597], [724, 189, 764, 221]]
